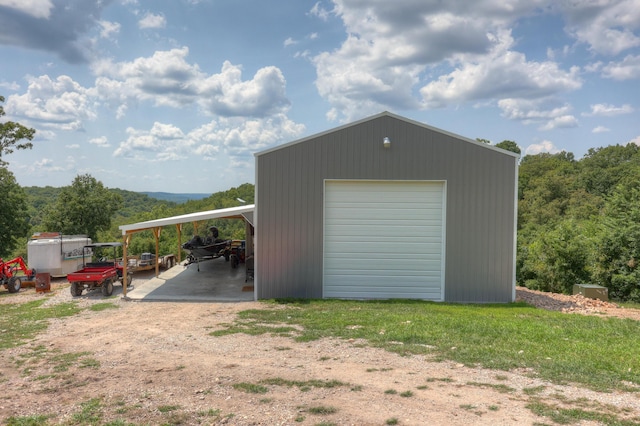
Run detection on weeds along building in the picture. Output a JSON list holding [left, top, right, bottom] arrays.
[[254, 112, 519, 302]]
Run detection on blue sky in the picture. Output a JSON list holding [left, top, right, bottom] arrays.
[[1, 0, 639, 193]]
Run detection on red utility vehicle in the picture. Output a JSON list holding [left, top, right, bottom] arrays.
[[0, 257, 36, 293], [67, 243, 131, 297]]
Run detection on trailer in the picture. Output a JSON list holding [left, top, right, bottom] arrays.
[[125, 252, 177, 272], [27, 233, 91, 277]]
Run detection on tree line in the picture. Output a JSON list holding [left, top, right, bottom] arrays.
[[517, 144, 640, 301]]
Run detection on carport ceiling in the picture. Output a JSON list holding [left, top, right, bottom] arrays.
[[119, 204, 255, 234]]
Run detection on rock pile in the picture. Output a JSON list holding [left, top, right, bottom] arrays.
[[515, 286, 640, 320]]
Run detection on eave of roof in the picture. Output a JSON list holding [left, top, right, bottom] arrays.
[[118, 204, 255, 235]]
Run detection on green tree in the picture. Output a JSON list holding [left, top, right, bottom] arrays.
[[577, 143, 640, 197], [495, 140, 521, 154], [42, 174, 122, 241], [0, 95, 35, 165], [0, 167, 30, 257], [0, 95, 36, 257], [592, 183, 640, 301], [518, 220, 593, 294], [518, 152, 578, 227]]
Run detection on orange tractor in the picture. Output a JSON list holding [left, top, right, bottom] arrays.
[[0, 257, 36, 293]]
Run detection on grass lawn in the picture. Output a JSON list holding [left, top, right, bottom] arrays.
[[213, 299, 640, 392], [1, 295, 638, 393]]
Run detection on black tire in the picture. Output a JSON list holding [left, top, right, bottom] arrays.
[[231, 255, 239, 269], [102, 279, 114, 296], [122, 274, 132, 287], [7, 276, 21, 293], [70, 282, 83, 297]]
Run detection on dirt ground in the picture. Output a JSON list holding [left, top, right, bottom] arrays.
[[1, 278, 639, 426]]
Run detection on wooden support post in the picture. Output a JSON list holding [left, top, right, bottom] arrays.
[[153, 227, 161, 277], [176, 223, 182, 263], [122, 233, 131, 297]]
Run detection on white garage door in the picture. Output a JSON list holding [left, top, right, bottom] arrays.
[[323, 180, 445, 300]]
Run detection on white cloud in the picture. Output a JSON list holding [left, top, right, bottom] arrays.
[[601, 55, 640, 80], [0, 1, 110, 63], [114, 114, 305, 162], [138, 13, 166, 29], [150, 122, 185, 140], [284, 37, 297, 47], [98, 20, 121, 39], [584, 103, 634, 117], [93, 48, 292, 118], [0, 0, 53, 19], [294, 50, 311, 59], [31, 157, 73, 172], [198, 61, 291, 117], [525, 140, 560, 155], [65, 144, 80, 149], [89, 136, 110, 147], [539, 115, 578, 131], [4, 75, 96, 131], [498, 98, 577, 130], [194, 144, 220, 159], [0, 80, 20, 91], [592, 126, 610, 133], [557, 0, 640, 56], [584, 61, 602, 73], [420, 31, 581, 109], [114, 123, 188, 160], [631, 136, 640, 147], [311, 1, 583, 122], [309, 2, 331, 21]]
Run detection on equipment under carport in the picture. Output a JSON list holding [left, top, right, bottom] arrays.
[[573, 284, 608, 301]]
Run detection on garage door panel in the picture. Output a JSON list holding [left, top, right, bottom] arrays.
[[325, 223, 442, 236], [325, 280, 443, 299], [326, 240, 443, 251], [325, 276, 442, 288], [326, 209, 441, 221], [325, 271, 442, 279], [327, 184, 442, 197], [325, 263, 443, 273], [325, 234, 442, 242], [324, 180, 445, 301]]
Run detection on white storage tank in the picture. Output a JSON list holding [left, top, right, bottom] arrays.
[[27, 233, 92, 277]]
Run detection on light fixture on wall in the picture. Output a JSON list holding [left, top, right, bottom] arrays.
[[383, 136, 391, 148]]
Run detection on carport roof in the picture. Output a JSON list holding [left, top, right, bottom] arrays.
[[118, 204, 255, 235]]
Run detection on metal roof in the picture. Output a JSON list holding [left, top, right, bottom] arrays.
[[118, 204, 255, 234], [254, 111, 520, 159]]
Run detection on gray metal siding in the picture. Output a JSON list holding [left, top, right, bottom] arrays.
[[256, 113, 517, 302]]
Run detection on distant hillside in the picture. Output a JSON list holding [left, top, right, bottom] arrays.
[[141, 192, 211, 203], [24, 186, 179, 228]]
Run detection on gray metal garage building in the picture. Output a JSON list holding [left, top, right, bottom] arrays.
[[254, 112, 519, 303]]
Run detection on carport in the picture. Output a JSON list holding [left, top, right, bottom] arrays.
[[118, 204, 255, 299]]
